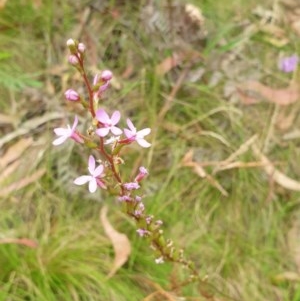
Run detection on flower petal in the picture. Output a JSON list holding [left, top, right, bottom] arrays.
[[126, 118, 136, 131], [93, 164, 104, 177], [137, 128, 151, 137], [111, 126, 123, 136], [137, 138, 151, 148], [96, 109, 110, 124], [124, 128, 135, 139], [88, 155, 96, 174], [54, 128, 68, 135], [52, 135, 68, 146], [111, 111, 121, 125], [96, 127, 110, 137], [89, 178, 97, 193], [71, 115, 79, 131], [74, 175, 92, 185]]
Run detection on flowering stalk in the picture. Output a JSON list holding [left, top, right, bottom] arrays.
[[53, 39, 211, 295]]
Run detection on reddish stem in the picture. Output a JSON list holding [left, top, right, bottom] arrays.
[[76, 54, 96, 117], [97, 138, 125, 195]]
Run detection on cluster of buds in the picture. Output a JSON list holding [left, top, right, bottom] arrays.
[[52, 39, 200, 280]]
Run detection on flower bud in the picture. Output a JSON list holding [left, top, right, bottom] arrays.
[[64, 89, 80, 101], [93, 74, 100, 86], [78, 43, 86, 54], [98, 82, 109, 93], [123, 182, 140, 191], [66, 39, 76, 47], [101, 70, 113, 82], [66, 39, 78, 54], [68, 55, 79, 66], [135, 166, 148, 182]]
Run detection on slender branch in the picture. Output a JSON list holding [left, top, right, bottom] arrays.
[[76, 53, 95, 117]]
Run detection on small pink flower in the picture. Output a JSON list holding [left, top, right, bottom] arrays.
[[124, 119, 151, 148], [123, 182, 140, 191], [136, 229, 150, 237], [135, 196, 142, 202], [278, 54, 299, 73], [134, 166, 148, 182], [53, 116, 83, 145], [95, 109, 122, 137], [74, 155, 105, 193], [118, 195, 132, 202], [134, 202, 145, 217], [64, 89, 80, 101], [145, 215, 153, 224]]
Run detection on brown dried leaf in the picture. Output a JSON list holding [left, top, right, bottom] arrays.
[[272, 272, 300, 284], [0, 238, 38, 248], [276, 108, 297, 131], [182, 150, 228, 196], [0, 112, 64, 148], [100, 206, 131, 278], [156, 51, 203, 76], [156, 53, 182, 76], [0, 137, 33, 169], [291, 20, 300, 36], [252, 145, 300, 191], [288, 214, 300, 272], [238, 81, 300, 105], [0, 0, 7, 10], [185, 4, 205, 26], [0, 168, 46, 196], [0, 161, 20, 184], [0, 113, 16, 125]]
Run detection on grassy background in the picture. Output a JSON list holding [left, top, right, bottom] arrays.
[[1, 0, 300, 300]]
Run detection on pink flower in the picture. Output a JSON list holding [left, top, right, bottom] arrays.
[[145, 215, 153, 224], [124, 119, 151, 148], [64, 89, 80, 101], [123, 182, 140, 191], [53, 116, 83, 146], [95, 109, 122, 137], [74, 155, 105, 193], [278, 54, 299, 73], [134, 202, 145, 217], [118, 195, 132, 202], [136, 229, 150, 237], [134, 166, 148, 182]]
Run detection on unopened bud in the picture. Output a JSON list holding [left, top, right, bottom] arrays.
[[78, 43, 86, 54], [93, 74, 101, 86], [64, 89, 80, 101], [68, 55, 79, 66], [135, 166, 148, 182], [66, 39, 76, 47], [66, 39, 77, 54], [101, 70, 113, 82]]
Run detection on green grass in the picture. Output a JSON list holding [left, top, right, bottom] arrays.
[[1, 0, 300, 300]]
